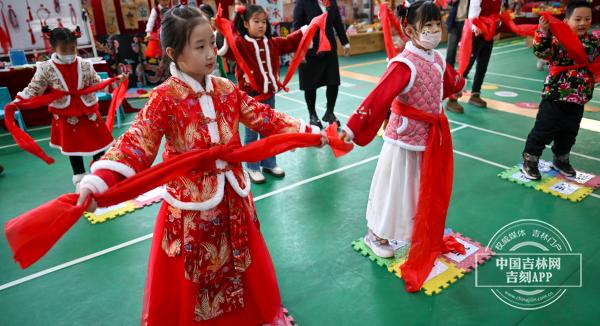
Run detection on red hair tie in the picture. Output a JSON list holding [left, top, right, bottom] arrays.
[[234, 5, 246, 14], [72, 26, 82, 38]]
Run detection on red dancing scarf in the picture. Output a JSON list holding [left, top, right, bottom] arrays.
[[215, 5, 330, 101], [541, 13, 600, 82], [391, 101, 465, 292], [457, 12, 537, 76], [4, 76, 128, 164], [4, 124, 353, 269], [379, 2, 409, 59], [144, 31, 162, 59]]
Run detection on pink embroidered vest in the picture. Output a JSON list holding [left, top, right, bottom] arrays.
[[384, 44, 445, 151]]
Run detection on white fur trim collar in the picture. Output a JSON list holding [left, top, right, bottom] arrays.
[[51, 53, 78, 65], [169, 62, 213, 93]]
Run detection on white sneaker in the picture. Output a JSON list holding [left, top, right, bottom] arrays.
[[247, 170, 266, 184], [263, 166, 285, 177], [364, 234, 395, 258], [72, 173, 86, 193]]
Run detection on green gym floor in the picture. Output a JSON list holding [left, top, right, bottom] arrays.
[[1, 38, 599, 325]]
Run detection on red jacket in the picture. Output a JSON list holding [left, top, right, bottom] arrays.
[[222, 30, 304, 95]]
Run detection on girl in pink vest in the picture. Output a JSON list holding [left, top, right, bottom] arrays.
[[341, 1, 465, 262]]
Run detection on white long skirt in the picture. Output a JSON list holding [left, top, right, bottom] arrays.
[[366, 142, 422, 241]]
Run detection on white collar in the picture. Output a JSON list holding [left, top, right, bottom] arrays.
[[405, 41, 435, 62], [243, 34, 267, 43], [51, 53, 78, 65], [169, 62, 213, 93]]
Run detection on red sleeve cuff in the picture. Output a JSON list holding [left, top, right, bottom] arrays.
[[95, 169, 126, 188]]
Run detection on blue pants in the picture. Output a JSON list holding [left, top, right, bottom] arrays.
[[245, 95, 276, 171]]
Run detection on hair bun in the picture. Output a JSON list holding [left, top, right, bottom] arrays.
[[396, 4, 408, 19]]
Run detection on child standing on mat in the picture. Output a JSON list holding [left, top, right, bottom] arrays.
[[521, 0, 598, 180], [340, 0, 465, 291], [16, 27, 126, 191], [218, 4, 308, 184], [77, 6, 324, 324]]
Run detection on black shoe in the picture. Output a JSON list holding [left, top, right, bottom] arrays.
[[521, 153, 541, 180], [552, 154, 577, 177], [322, 111, 340, 127], [0, 164, 4, 176], [309, 114, 323, 129]]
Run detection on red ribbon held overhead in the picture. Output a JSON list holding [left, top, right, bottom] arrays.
[[458, 12, 537, 77], [540, 12, 600, 82], [391, 100, 465, 292], [281, 12, 330, 86], [4, 76, 127, 164], [379, 2, 408, 59], [4, 124, 352, 269]]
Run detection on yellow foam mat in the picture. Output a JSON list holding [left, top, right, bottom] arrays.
[[537, 177, 594, 202], [83, 201, 138, 224], [388, 258, 465, 295]]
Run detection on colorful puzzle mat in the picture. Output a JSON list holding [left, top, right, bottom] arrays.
[[125, 87, 152, 98], [84, 188, 163, 224], [498, 160, 598, 202], [351, 230, 495, 295]]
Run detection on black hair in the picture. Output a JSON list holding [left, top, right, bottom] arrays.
[[396, 0, 441, 31], [199, 3, 215, 18], [233, 4, 272, 38], [41, 26, 80, 47], [160, 6, 210, 67], [566, 0, 592, 18]]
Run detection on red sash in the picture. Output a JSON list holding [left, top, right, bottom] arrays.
[[391, 101, 465, 292]]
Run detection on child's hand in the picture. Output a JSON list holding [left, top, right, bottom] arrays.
[[118, 72, 130, 82], [319, 130, 329, 148], [76, 188, 97, 213], [539, 16, 550, 33], [339, 131, 352, 143]]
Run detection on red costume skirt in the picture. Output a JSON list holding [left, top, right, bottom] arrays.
[[49, 109, 114, 156], [141, 196, 289, 325]]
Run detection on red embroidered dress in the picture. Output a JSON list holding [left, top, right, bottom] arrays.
[[81, 64, 317, 325], [16, 54, 114, 156]]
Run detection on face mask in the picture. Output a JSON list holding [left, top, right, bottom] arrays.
[[418, 30, 441, 50], [56, 53, 76, 64]]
